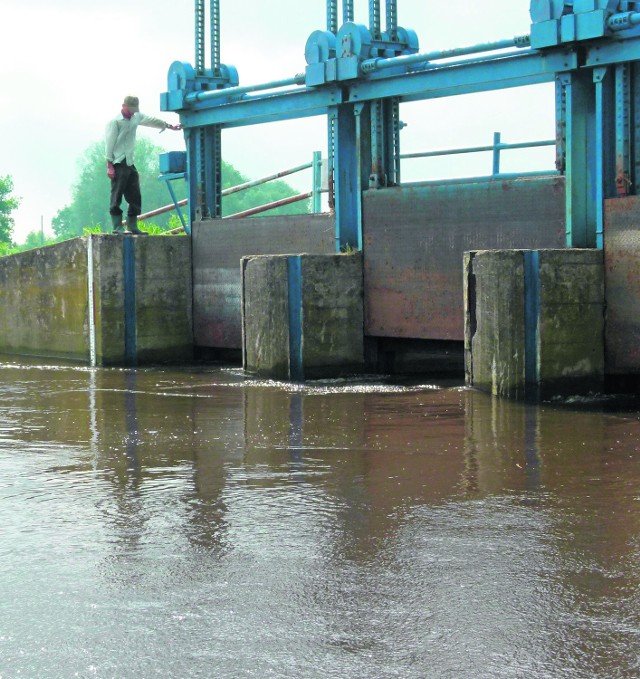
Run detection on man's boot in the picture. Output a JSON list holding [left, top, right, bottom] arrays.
[[126, 215, 147, 235], [111, 214, 125, 234]]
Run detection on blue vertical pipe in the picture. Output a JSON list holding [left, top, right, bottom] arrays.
[[287, 256, 304, 381], [523, 250, 540, 393], [123, 236, 137, 367]]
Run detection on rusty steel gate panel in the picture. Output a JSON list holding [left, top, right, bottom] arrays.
[[363, 178, 566, 341], [192, 215, 334, 349], [604, 197, 640, 374]]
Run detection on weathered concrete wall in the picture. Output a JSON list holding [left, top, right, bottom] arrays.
[[0, 235, 192, 365], [604, 196, 640, 374], [301, 254, 364, 375], [193, 215, 335, 350], [242, 253, 364, 380], [0, 239, 90, 360], [537, 250, 604, 387], [465, 249, 604, 399], [131, 237, 193, 364], [364, 177, 566, 341]]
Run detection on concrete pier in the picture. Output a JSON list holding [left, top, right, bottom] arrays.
[[0, 235, 193, 366], [242, 252, 364, 380], [465, 249, 604, 399]]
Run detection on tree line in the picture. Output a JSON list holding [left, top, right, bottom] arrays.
[[0, 139, 311, 254]]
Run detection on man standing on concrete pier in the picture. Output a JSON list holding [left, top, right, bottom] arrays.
[[105, 95, 182, 235]]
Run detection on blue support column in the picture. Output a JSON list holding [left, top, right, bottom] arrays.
[[370, 98, 401, 188], [615, 63, 632, 198], [386, 0, 397, 40], [327, 0, 338, 33], [312, 151, 323, 213], [561, 71, 598, 248], [327, 113, 336, 211], [594, 66, 615, 250], [204, 125, 222, 219], [492, 131, 502, 176], [634, 63, 640, 192], [185, 129, 200, 224], [343, 0, 354, 23], [369, 0, 381, 39], [195, 0, 205, 73], [334, 103, 366, 251], [185, 125, 221, 223]]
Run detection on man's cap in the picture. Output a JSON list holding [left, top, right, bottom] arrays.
[[123, 95, 140, 112]]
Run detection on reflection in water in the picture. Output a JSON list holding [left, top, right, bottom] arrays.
[[0, 360, 639, 678]]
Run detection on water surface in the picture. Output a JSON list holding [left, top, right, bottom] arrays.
[[0, 360, 639, 678]]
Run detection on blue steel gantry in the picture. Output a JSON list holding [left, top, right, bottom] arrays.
[[161, 0, 640, 251]]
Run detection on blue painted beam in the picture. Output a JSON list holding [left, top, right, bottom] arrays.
[[350, 50, 577, 104], [177, 49, 575, 132], [179, 86, 343, 129], [586, 34, 640, 67]]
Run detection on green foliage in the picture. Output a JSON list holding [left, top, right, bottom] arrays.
[[340, 242, 357, 253], [141, 222, 171, 235], [0, 241, 15, 257], [0, 175, 20, 245], [51, 138, 310, 241], [11, 231, 58, 253], [221, 164, 310, 218]]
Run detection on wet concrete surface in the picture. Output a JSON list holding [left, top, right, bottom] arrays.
[[0, 359, 639, 678]]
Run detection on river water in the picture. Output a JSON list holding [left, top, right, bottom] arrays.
[[0, 359, 639, 678]]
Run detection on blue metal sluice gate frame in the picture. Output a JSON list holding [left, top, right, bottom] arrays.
[[161, 0, 640, 252]]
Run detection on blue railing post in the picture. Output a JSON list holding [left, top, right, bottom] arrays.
[[492, 132, 502, 176], [312, 151, 323, 214]]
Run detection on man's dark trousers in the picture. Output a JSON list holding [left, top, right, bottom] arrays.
[[109, 162, 141, 220]]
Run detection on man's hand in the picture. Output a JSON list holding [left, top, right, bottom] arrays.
[[166, 124, 183, 131], [107, 162, 115, 179]]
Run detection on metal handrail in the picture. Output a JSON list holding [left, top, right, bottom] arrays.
[[400, 139, 555, 160], [141, 155, 322, 231], [223, 192, 313, 219], [400, 132, 556, 179]]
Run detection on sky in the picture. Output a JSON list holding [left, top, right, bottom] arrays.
[[0, 0, 555, 243]]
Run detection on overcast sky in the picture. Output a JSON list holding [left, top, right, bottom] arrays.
[[0, 0, 554, 243]]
